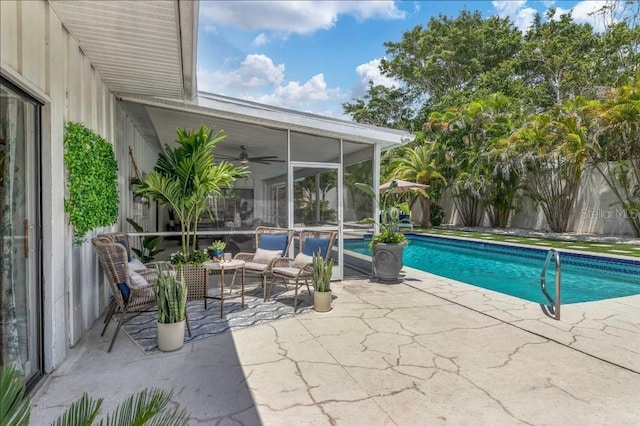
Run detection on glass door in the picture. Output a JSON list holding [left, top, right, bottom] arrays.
[[288, 162, 343, 279], [0, 78, 42, 385]]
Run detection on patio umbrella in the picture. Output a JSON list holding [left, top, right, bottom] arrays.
[[379, 179, 428, 193]]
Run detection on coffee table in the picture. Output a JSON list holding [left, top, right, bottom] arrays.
[[203, 259, 246, 318]]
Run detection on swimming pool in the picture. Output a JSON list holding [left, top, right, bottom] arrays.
[[345, 235, 640, 304]]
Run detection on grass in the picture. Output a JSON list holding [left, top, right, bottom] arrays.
[[412, 227, 640, 259]]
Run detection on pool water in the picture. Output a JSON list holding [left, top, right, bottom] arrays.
[[345, 235, 640, 304]]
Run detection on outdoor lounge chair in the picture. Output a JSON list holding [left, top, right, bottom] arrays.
[[92, 238, 191, 352], [269, 229, 337, 312], [233, 226, 295, 299], [395, 212, 413, 231]]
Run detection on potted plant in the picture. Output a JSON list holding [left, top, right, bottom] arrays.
[[138, 126, 248, 302], [126, 218, 164, 263], [155, 268, 188, 352], [129, 175, 143, 191], [355, 181, 410, 282], [208, 240, 226, 261], [137, 125, 249, 263], [312, 253, 334, 312]]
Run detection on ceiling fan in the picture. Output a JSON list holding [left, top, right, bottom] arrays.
[[217, 145, 284, 165]]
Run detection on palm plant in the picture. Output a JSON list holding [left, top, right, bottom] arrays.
[[0, 364, 189, 425], [589, 78, 640, 236], [387, 142, 446, 227], [355, 181, 410, 247], [509, 97, 594, 232], [137, 125, 249, 260]]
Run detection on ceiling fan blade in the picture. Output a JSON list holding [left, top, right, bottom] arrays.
[[251, 158, 285, 163], [251, 156, 283, 161]]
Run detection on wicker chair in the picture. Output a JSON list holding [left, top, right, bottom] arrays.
[[92, 237, 158, 352], [233, 226, 295, 300], [270, 229, 337, 312]]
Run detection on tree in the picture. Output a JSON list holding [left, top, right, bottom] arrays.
[[138, 126, 249, 257], [425, 94, 523, 227], [387, 143, 445, 227], [381, 10, 521, 104], [519, 9, 602, 106], [342, 82, 416, 129], [589, 77, 640, 236], [509, 98, 595, 232]]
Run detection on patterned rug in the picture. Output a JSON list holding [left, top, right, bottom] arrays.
[[122, 284, 313, 354]]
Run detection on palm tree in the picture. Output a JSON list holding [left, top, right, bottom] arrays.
[[138, 125, 249, 257], [388, 143, 446, 227], [509, 97, 594, 232], [589, 78, 640, 236]]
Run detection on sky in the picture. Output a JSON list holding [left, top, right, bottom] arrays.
[[197, 1, 607, 119]]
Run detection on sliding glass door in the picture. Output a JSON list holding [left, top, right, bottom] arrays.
[[289, 162, 343, 280], [0, 78, 42, 385]]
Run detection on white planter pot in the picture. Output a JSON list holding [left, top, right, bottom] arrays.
[[314, 291, 332, 312], [157, 320, 186, 352]]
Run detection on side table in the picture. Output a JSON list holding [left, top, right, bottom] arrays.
[[202, 259, 246, 318]]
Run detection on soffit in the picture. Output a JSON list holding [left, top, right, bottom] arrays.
[[49, 0, 197, 99]]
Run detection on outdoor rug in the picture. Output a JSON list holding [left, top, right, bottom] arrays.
[[122, 284, 313, 354]]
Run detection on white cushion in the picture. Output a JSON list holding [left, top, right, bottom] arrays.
[[128, 259, 147, 272], [252, 248, 282, 265], [292, 253, 313, 268], [244, 262, 268, 272], [129, 270, 149, 287], [272, 267, 302, 278]]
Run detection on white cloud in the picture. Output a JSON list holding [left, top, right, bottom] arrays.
[[492, 1, 537, 31], [198, 57, 348, 117], [253, 33, 268, 46], [564, 1, 609, 32], [356, 58, 398, 89], [197, 54, 284, 94], [200, 1, 406, 37], [493, 0, 610, 33]]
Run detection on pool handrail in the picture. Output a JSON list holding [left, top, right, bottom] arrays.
[[540, 248, 561, 320]]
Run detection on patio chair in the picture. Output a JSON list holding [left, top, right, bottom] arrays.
[[92, 238, 170, 352], [97, 232, 147, 272], [269, 229, 337, 312], [395, 212, 413, 232], [233, 226, 295, 300]]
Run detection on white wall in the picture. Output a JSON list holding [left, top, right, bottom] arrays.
[[439, 167, 636, 236], [1, 0, 158, 371]]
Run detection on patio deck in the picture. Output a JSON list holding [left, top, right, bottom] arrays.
[[30, 267, 640, 425]]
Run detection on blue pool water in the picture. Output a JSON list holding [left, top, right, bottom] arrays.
[[345, 235, 640, 304]]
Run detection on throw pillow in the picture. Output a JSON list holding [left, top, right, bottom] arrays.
[[302, 237, 330, 258], [252, 248, 282, 264], [292, 253, 313, 269], [259, 234, 288, 253], [128, 259, 146, 272], [116, 239, 132, 262], [129, 270, 149, 287]]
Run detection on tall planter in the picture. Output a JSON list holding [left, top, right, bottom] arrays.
[[313, 291, 332, 312], [157, 320, 186, 352], [372, 243, 404, 282], [154, 267, 188, 352]]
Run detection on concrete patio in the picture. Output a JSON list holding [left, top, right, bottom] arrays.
[[30, 267, 640, 425]]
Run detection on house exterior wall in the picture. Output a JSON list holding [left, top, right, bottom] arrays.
[[1, 0, 157, 372]]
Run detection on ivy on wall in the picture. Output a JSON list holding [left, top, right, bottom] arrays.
[[64, 122, 119, 244]]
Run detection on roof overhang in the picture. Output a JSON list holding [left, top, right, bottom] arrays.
[[49, 0, 198, 100], [120, 92, 414, 150]]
